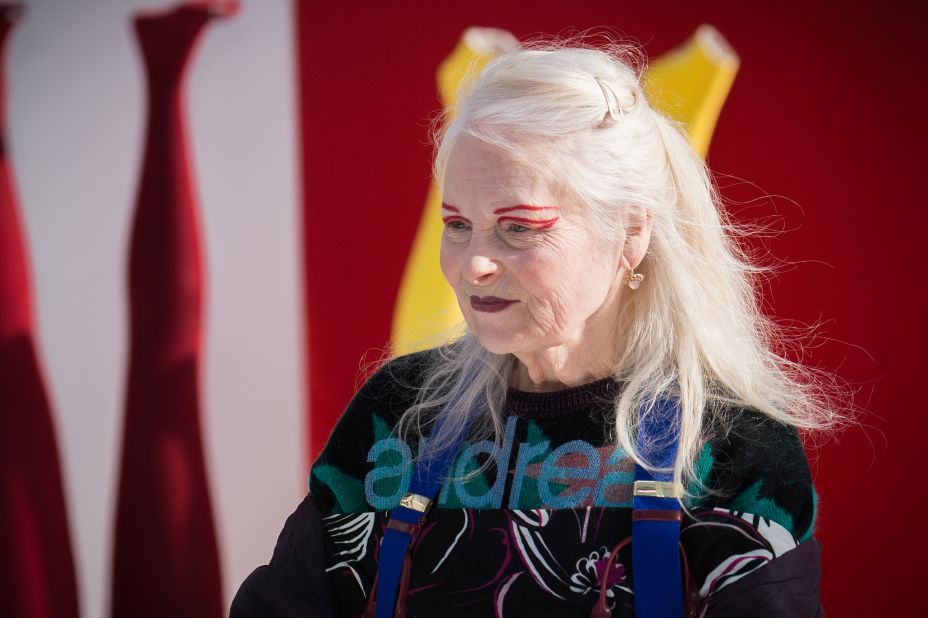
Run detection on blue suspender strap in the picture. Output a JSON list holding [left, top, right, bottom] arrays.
[[374, 430, 463, 618], [632, 397, 684, 618], [374, 377, 479, 618]]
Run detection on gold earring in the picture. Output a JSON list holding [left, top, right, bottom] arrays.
[[624, 269, 644, 289]]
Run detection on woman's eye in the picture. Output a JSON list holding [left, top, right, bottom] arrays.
[[499, 217, 557, 234], [446, 220, 470, 230]]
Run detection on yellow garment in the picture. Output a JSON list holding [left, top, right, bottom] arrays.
[[645, 25, 740, 158], [391, 26, 739, 354]]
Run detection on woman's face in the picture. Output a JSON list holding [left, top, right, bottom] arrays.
[[440, 134, 625, 356]]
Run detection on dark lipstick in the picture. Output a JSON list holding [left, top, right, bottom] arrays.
[[470, 295, 518, 313]]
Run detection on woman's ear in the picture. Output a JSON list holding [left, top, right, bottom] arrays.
[[622, 207, 653, 271]]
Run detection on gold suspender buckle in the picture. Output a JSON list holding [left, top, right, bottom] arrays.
[[633, 480, 683, 499], [399, 493, 433, 513]]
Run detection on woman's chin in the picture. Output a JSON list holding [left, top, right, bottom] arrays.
[[468, 328, 520, 355]]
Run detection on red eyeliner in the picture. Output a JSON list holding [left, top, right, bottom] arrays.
[[493, 205, 559, 214], [498, 216, 559, 230], [442, 215, 469, 224]]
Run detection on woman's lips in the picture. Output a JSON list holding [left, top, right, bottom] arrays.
[[470, 295, 519, 313]]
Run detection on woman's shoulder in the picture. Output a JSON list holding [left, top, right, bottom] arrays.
[[230, 495, 334, 617], [691, 407, 817, 543], [328, 347, 441, 428], [351, 348, 437, 406], [308, 348, 440, 514]]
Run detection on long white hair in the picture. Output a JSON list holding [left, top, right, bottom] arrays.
[[394, 40, 843, 492]]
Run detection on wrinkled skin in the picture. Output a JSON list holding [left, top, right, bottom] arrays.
[[439, 134, 652, 391]]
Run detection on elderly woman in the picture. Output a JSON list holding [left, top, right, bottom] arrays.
[[232, 43, 834, 617]]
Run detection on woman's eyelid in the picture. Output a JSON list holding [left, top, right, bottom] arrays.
[[440, 208, 559, 235], [498, 216, 560, 231], [441, 214, 471, 226]]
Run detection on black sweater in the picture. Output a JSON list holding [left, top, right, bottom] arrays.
[[232, 351, 823, 617]]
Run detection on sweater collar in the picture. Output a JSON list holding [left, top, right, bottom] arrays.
[[505, 376, 621, 418]]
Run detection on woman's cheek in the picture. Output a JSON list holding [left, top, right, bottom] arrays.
[[438, 244, 458, 287], [521, 278, 566, 334], [512, 251, 559, 294]]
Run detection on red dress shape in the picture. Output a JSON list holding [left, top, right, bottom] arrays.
[[111, 3, 238, 617], [0, 4, 82, 617]]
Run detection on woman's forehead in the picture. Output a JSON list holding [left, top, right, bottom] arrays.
[[442, 174, 581, 218], [445, 150, 550, 195], [443, 170, 542, 194], [442, 134, 581, 211], [442, 179, 564, 216]]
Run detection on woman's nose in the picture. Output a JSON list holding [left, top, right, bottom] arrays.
[[464, 234, 501, 285], [464, 251, 500, 285]]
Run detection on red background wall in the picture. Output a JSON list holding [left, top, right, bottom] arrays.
[[297, 1, 926, 613]]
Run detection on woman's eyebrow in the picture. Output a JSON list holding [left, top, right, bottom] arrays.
[[440, 202, 460, 212], [492, 205, 560, 214]]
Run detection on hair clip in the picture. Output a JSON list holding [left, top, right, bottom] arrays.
[[594, 76, 623, 121]]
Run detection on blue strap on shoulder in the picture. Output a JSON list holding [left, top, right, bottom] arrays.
[[632, 396, 684, 617], [375, 375, 479, 618], [374, 378, 683, 617]]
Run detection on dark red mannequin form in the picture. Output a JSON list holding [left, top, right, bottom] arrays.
[[0, 4, 81, 617], [0, 3, 78, 618], [111, 3, 238, 616]]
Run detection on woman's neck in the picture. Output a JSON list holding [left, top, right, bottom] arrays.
[[510, 315, 620, 392], [508, 268, 626, 392]]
